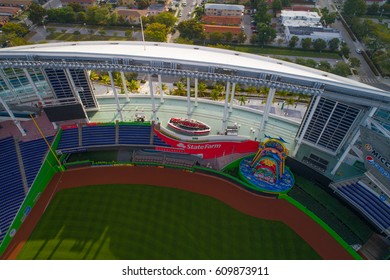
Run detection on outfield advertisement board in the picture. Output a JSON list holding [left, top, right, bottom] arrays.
[[153, 128, 259, 159], [360, 126, 390, 188]]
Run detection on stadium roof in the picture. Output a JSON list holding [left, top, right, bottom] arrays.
[[0, 41, 389, 107]]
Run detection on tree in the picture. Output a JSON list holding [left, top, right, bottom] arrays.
[[320, 8, 336, 26], [331, 61, 351, 77], [313, 38, 327, 52], [238, 95, 247, 105], [98, 30, 106, 36], [145, 22, 168, 42], [343, 0, 367, 17], [339, 42, 350, 58], [177, 19, 205, 40], [349, 57, 361, 68], [68, 2, 84, 13], [301, 37, 312, 50], [224, 32, 233, 43], [318, 61, 332, 72], [288, 36, 299, 48], [328, 38, 340, 51], [1, 22, 29, 37], [366, 2, 379, 14], [138, 0, 151, 9], [256, 23, 276, 46], [194, 6, 204, 19], [198, 82, 208, 97], [210, 83, 224, 100], [154, 12, 177, 29], [90, 71, 99, 81], [272, 0, 282, 13], [173, 81, 186, 96], [76, 12, 87, 23], [237, 32, 246, 44], [27, 2, 47, 25], [255, 0, 272, 25], [86, 6, 110, 25], [125, 30, 133, 39], [209, 32, 223, 44], [128, 80, 140, 93], [281, 0, 291, 7]]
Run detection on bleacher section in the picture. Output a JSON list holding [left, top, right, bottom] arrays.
[[118, 125, 151, 145], [82, 125, 115, 147], [152, 135, 170, 147], [19, 137, 53, 187], [0, 138, 27, 243], [58, 128, 79, 150], [332, 180, 390, 235]]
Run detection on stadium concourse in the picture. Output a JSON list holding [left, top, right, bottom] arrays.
[[0, 42, 390, 259]]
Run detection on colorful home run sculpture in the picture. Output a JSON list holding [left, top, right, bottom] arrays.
[[250, 138, 288, 185], [239, 136, 294, 193]]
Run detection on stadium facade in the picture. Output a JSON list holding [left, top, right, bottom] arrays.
[[0, 41, 390, 239]]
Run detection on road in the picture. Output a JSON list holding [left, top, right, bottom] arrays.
[[316, 0, 390, 91]]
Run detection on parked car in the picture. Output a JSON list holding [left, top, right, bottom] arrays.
[[355, 48, 362, 54]]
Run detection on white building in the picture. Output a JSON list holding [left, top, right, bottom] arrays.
[[280, 10, 321, 25], [285, 26, 342, 44]]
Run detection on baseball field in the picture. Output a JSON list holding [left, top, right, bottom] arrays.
[[16, 184, 320, 260]]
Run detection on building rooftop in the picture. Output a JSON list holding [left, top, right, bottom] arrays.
[[288, 26, 341, 35], [283, 19, 322, 27], [205, 4, 245, 11], [203, 24, 242, 34], [116, 8, 148, 18], [281, 10, 321, 20], [201, 15, 242, 26], [0, 7, 21, 16], [0, 41, 388, 107], [0, 0, 32, 6]]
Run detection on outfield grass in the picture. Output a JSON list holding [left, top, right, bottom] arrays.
[[17, 185, 320, 260]]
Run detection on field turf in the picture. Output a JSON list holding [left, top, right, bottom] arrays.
[[17, 184, 321, 260]]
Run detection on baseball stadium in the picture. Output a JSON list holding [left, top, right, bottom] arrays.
[[0, 41, 389, 260]]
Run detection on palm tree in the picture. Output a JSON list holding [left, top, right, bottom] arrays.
[[210, 83, 224, 100], [285, 97, 295, 109], [237, 95, 247, 106], [198, 81, 207, 97], [90, 70, 99, 81], [100, 75, 111, 85], [127, 80, 140, 93], [173, 81, 186, 96]]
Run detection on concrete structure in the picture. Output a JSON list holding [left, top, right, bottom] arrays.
[[204, 4, 244, 17], [0, 41, 389, 181]]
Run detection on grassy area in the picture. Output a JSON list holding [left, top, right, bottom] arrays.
[[231, 45, 341, 59], [17, 184, 320, 260], [46, 32, 131, 42], [294, 176, 372, 242]]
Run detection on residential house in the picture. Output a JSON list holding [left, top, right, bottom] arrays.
[[0, 0, 32, 8], [201, 15, 241, 26], [115, 8, 148, 23]]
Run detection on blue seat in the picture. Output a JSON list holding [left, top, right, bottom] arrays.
[[339, 183, 390, 230], [0, 137, 26, 244]]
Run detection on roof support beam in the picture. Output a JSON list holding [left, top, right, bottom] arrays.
[[258, 87, 276, 141], [108, 71, 123, 122], [0, 96, 26, 136]]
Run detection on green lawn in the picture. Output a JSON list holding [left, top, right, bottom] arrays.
[[17, 184, 320, 260], [231, 45, 341, 59], [46, 32, 131, 42]]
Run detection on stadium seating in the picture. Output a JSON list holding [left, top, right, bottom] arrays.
[[0, 137, 26, 242], [118, 125, 151, 145], [82, 125, 115, 147], [19, 137, 54, 187], [338, 182, 390, 230], [58, 128, 79, 150], [152, 135, 170, 147]]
